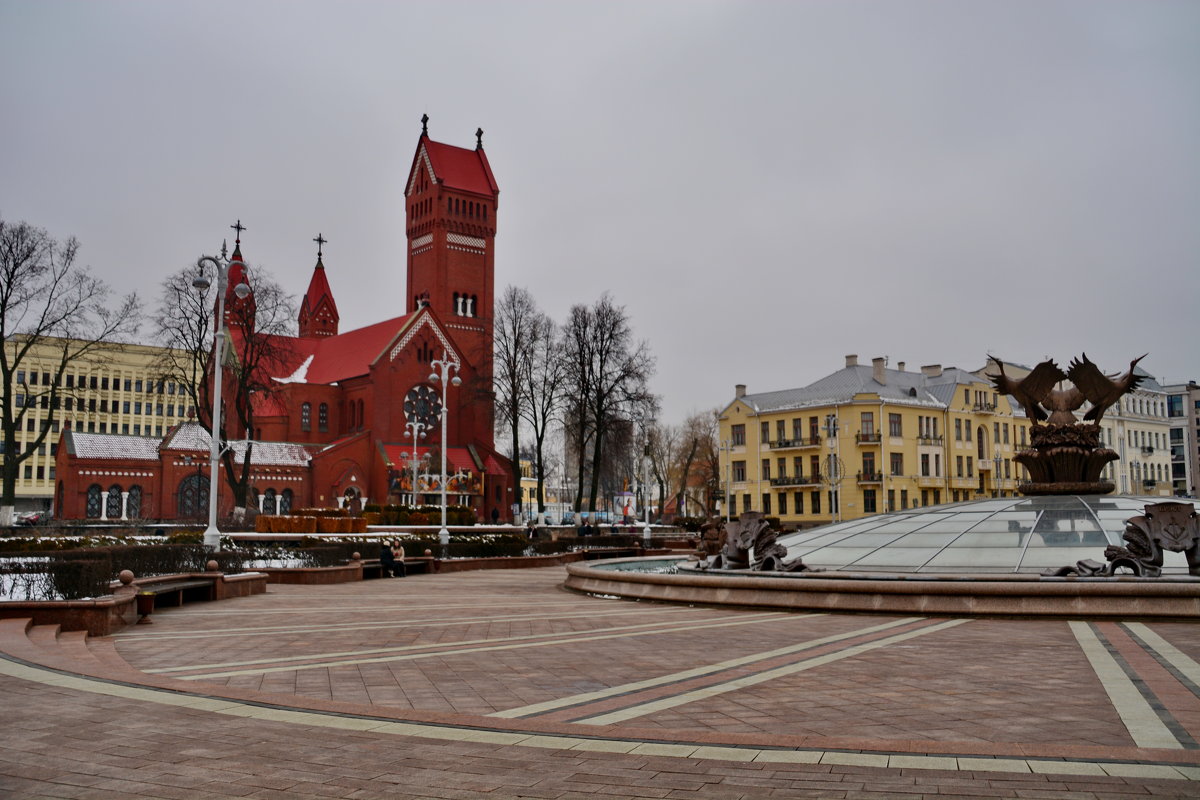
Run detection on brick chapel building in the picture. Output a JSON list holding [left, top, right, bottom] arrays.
[[54, 120, 513, 522]]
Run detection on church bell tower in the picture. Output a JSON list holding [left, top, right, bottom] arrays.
[[404, 115, 498, 369]]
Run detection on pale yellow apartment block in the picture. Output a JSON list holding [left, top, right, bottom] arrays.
[[3, 335, 190, 512], [718, 356, 1033, 528]]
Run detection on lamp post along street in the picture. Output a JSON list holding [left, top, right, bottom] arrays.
[[192, 247, 250, 551], [428, 356, 461, 547], [719, 439, 732, 524], [642, 441, 651, 542], [405, 422, 429, 503]]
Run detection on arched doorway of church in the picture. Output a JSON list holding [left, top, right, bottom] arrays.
[[343, 486, 363, 515]]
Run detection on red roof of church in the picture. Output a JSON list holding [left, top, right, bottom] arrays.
[[304, 315, 411, 384], [420, 136, 498, 196], [301, 257, 339, 320]]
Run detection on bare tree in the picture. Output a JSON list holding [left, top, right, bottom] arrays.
[[519, 310, 565, 523], [493, 286, 539, 517], [0, 218, 140, 524], [648, 421, 679, 520], [153, 258, 296, 521], [561, 294, 655, 514]]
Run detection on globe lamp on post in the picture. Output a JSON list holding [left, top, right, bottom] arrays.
[[428, 357, 461, 548], [192, 250, 250, 551]]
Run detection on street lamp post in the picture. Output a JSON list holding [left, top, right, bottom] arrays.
[[428, 356, 461, 547], [718, 439, 732, 523], [825, 414, 842, 523], [993, 452, 1003, 497], [403, 420, 428, 506], [642, 441, 651, 542], [192, 245, 250, 551]]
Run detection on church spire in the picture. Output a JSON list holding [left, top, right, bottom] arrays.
[[298, 233, 339, 338], [219, 219, 255, 330]]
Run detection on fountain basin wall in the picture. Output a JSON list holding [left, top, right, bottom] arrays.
[[563, 557, 1200, 619]]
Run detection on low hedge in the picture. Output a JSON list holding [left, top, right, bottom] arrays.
[[362, 504, 476, 527], [254, 515, 368, 534]]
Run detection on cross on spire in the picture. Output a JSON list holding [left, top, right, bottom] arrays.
[[421, 113, 429, 135], [230, 219, 246, 243], [313, 232, 327, 258], [476, 127, 483, 149]]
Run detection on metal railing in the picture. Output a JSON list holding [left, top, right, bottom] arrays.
[[768, 436, 822, 449]]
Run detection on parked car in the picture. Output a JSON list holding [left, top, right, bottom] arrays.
[[14, 511, 50, 526]]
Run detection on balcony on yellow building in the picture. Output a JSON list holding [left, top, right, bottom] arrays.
[[856, 471, 883, 484], [768, 436, 822, 450], [916, 435, 944, 446], [916, 475, 942, 488], [855, 432, 881, 445], [770, 474, 822, 487]]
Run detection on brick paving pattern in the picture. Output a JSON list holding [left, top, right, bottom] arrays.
[[1, 565, 1198, 798]]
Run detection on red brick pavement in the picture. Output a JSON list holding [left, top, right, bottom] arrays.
[[0, 566, 1197, 799]]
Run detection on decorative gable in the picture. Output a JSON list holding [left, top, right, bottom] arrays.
[[388, 309, 460, 368]]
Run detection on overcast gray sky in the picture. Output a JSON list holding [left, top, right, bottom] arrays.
[[3, 0, 1197, 424]]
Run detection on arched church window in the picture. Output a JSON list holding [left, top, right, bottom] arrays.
[[319, 403, 328, 432], [483, 205, 487, 221], [357, 399, 365, 431], [106, 485, 122, 519], [281, 489, 293, 514], [263, 488, 277, 515], [301, 402, 311, 432], [471, 294, 478, 317], [447, 198, 452, 214], [127, 485, 143, 519], [86, 484, 102, 518]]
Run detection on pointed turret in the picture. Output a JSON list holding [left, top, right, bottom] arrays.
[[298, 233, 340, 338], [217, 220, 256, 330]]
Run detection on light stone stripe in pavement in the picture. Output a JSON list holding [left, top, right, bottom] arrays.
[[2, 654, 1197, 783], [575, 617, 970, 725], [1069, 620, 1182, 750], [163, 611, 794, 679], [115, 606, 691, 642], [164, 599, 605, 616], [1126, 622, 1200, 694], [491, 614, 923, 718]]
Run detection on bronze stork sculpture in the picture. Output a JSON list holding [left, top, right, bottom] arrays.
[[987, 354, 1147, 496]]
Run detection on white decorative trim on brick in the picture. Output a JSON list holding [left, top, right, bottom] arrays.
[[406, 145, 436, 196], [389, 313, 460, 368]]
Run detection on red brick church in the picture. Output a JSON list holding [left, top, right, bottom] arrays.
[[54, 119, 514, 522]]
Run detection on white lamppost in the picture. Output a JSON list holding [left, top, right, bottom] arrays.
[[428, 356, 461, 546], [192, 244, 250, 551], [642, 441, 652, 542], [404, 420, 428, 506], [718, 439, 732, 523]]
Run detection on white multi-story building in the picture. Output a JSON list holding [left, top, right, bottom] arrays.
[[1163, 380, 1200, 498], [1097, 371, 1173, 496]]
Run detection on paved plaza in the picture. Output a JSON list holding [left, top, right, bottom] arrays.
[[1, 565, 1199, 798]]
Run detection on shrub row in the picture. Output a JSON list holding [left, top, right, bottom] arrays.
[[254, 515, 368, 534], [362, 504, 476, 527], [0, 544, 247, 601]]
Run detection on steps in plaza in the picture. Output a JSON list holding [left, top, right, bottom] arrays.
[[0, 618, 145, 683]]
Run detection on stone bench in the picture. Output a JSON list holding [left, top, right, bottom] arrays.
[[358, 557, 432, 579], [134, 577, 218, 622]]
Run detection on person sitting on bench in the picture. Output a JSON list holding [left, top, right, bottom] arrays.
[[380, 541, 399, 577], [389, 540, 406, 577]]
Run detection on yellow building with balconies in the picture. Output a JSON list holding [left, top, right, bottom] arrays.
[[718, 355, 1032, 528], [3, 335, 191, 513]]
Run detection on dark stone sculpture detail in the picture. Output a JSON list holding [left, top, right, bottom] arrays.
[[693, 512, 811, 573], [1044, 501, 1200, 578], [988, 355, 1145, 496]]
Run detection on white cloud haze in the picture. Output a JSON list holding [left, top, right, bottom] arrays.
[[2, 0, 1197, 422]]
